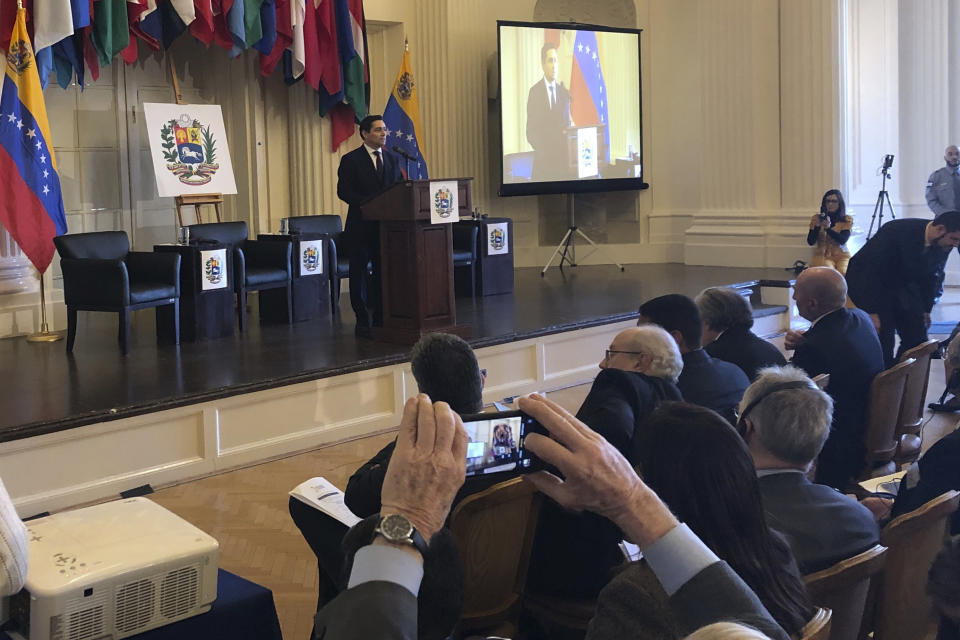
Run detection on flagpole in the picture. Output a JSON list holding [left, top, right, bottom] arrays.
[[26, 268, 64, 342]]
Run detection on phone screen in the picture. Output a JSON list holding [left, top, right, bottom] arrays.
[[459, 410, 546, 477]]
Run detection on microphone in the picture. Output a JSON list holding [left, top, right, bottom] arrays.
[[393, 146, 416, 161]]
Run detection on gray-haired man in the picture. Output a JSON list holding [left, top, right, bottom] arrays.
[[738, 366, 879, 574]]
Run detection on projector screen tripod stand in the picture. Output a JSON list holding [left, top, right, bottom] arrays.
[[541, 194, 625, 276]]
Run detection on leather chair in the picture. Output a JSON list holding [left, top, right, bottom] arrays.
[[54, 231, 180, 354], [894, 340, 941, 465], [858, 358, 914, 481], [804, 544, 887, 640], [448, 478, 542, 638], [186, 221, 291, 331], [800, 608, 833, 640], [452, 222, 479, 298], [284, 215, 349, 311], [874, 491, 960, 640]]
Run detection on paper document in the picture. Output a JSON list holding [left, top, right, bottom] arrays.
[[858, 470, 906, 496], [290, 477, 362, 528]]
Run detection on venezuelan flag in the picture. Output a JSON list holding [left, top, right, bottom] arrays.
[[383, 45, 428, 180], [0, 8, 67, 273]]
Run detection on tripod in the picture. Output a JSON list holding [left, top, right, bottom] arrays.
[[541, 194, 625, 275], [867, 169, 896, 239]]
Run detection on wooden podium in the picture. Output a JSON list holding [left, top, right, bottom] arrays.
[[361, 178, 472, 344]]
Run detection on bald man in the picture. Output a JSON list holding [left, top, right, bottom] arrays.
[[785, 267, 884, 490], [926, 145, 960, 215], [526, 326, 684, 600]]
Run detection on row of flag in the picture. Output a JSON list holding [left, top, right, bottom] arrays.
[[0, 0, 429, 279], [0, 0, 375, 150]]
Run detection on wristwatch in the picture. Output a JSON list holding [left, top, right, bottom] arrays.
[[374, 513, 429, 556]]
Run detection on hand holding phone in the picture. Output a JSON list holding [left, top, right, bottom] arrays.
[[458, 410, 548, 478]]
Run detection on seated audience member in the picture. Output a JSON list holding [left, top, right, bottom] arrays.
[[525, 326, 683, 601], [738, 366, 879, 574], [638, 294, 750, 423], [684, 623, 775, 640], [289, 333, 487, 622], [786, 267, 884, 491], [928, 535, 960, 640], [696, 287, 786, 380], [315, 394, 791, 640], [0, 476, 28, 597], [891, 426, 960, 534], [931, 326, 960, 412], [584, 403, 811, 639]]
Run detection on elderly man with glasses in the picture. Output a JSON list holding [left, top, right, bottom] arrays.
[[525, 325, 684, 603]]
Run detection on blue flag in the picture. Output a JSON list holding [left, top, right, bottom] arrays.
[[382, 47, 427, 179]]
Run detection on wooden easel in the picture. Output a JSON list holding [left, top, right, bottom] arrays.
[[168, 54, 223, 227], [175, 193, 223, 226]]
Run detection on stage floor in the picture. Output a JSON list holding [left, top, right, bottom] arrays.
[[1, 264, 794, 442]]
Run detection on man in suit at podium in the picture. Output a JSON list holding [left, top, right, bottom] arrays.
[[526, 42, 572, 181], [337, 115, 404, 336]]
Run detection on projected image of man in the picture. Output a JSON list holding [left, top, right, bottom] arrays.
[[526, 42, 572, 181]]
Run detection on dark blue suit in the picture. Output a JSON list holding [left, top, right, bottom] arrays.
[[336, 145, 404, 326], [758, 471, 879, 574], [791, 308, 885, 489], [705, 327, 787, 381], [677, 349, 750, 424]]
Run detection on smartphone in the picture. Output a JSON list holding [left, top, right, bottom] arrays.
[[459, 410, 548, 478]]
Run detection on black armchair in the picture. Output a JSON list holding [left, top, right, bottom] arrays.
[[187, 221, 292, 331], [53, 231, 180, 354], [285, 215, 350, 312], [452, 222, 479, 298]]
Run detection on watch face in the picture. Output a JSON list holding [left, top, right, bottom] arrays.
[[380, 514, 414, 541]]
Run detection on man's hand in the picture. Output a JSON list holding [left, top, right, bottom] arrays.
[[380, 395, 468, 542], [518, 395, 678, 548], [869, 313, 882, 333], [925, 312, 932, 330], [784, 329, 806, 351]]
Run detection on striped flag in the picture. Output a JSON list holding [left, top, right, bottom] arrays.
[[0, 8, 68, 272], [570, 30, 610, 162], [382, 44, 427, 179]]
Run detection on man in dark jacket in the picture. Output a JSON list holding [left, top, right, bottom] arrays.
[[336, 114, 405, 334], [845, 211, 960, 367], [638, 293, 750, 424], [697, 286, 786, 380], [786, 267, 885, 490], [526, 326, 684, 600], [739, 366, 879, 574], [289, 333, 486, 623]]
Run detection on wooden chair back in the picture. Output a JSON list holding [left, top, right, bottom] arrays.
[[800, 607, 833, 640], [813, 373, 830, 390], [897, 340, 940, 435], [448, 478, 542, 635], [860, 358, 913, 479], [875, 491, 960, 640], [804, 545, 887, 640]]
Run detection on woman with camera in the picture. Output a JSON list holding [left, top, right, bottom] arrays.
[[807, 189, 853, 274]]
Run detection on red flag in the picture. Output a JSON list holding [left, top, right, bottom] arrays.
[[328, 101, 353, 151], [189, 0, 214, 44], [303, 0, 337, 92], [210, 0, 234, 50]]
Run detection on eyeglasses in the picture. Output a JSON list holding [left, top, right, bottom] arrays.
[[605, 349, 646, 360]]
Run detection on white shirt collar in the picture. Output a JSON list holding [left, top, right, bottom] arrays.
[[363, 143, 382, 164]]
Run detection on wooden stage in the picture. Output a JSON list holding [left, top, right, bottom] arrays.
[[0, 264, 795, 515]]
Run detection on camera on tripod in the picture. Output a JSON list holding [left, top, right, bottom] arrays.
[[880, 153, 895, 177]]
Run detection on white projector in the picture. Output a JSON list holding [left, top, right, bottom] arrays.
[[8, 497, 219, 640]]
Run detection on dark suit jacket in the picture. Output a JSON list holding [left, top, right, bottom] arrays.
[[892, 427, 960, 534], [846, 218, 952, 315], [314, 560, 788, 640], [313, 580, 416, 639], [336, 145, 404, 233], [791, 308, 884, 489], [677, 348, 750, 424], [525, 78, 572, 180], [705, 327, 787, 381], [758, 471, 880, 574], [526, 369, 682, 599]]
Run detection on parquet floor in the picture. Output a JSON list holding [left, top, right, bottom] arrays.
[[147, 355, 957, 640]]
